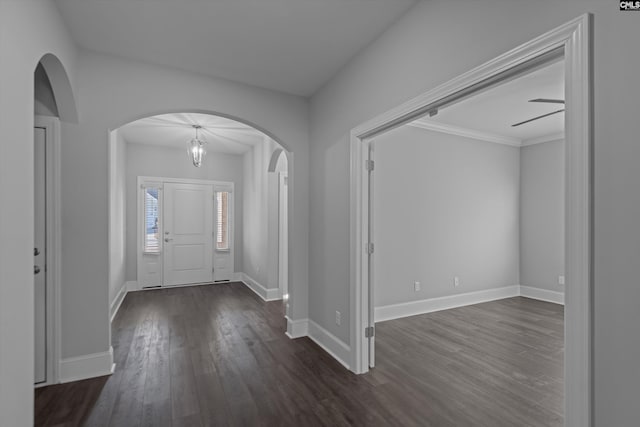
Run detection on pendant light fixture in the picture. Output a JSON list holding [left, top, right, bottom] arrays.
[[187, 124, 207, 167]]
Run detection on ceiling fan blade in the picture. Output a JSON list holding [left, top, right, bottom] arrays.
[[512, 109, 565, 127], [529, 98, 565, 104]]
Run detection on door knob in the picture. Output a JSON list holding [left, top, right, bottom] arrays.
[[34, 247, 40, 256], [34, 265, 41, 275]]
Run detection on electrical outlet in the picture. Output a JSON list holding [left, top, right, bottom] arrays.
[[414, 281, 421, 292], [454, 276, 460, 287], [558, 275, 565, 285], [335, 310, 341, 326]]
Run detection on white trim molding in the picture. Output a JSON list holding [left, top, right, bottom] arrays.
[[126, 280, 139, 292], [521, 132, 565, 146], [410, 119, 522, 147], [33, 116, 63, 387], [375, 285, 565, 324], [375, 285, 520, 323], [109, 283, 128, 323], [520, 285, 565, 305], [410, 119, 565, 148], [240, 273, 281, 301], [110, 281, 139, 323], [285, 316, 309, 339], [58, 347, 115, 383], [307, 320, 351, 370], [349, 14, 592, 427]]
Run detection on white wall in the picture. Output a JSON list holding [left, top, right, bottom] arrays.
[[267, 153, 288, 293], [1, 30, 310, 424], [0, 1, 79, 424], [309, 1, 640, 424], [124, 142, 245, 281], [108, 130, 127, 306], [374, 126, 520, 307], [56, 48, 309, 363], [520, 139, 564, 292], [243, 138, 283, 289]]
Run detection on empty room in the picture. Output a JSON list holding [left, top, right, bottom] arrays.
[[369, 59, 566, 425]]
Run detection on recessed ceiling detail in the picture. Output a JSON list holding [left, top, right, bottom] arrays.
[[118, 113, 265, 155], [411, 60, 565, 146]]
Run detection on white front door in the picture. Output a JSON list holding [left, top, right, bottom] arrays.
[[163, 183, 214, 286], [34, 127, 46, 384]]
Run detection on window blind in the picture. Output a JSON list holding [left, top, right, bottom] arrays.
[[216, 191, 229, 250], [144, 187, 160, 253]]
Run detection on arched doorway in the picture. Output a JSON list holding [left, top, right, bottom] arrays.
[[107, 112, 292, 320], [33, 53, 78, 387]]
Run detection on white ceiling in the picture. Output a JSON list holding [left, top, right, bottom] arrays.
[[54, 0, 417, 96], [412, 60, 565, 145], [119, 112, 265, 155]]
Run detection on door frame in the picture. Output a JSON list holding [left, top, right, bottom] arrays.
[[34, 115, 62, 387], [213, 181, 235, 282], [136, 176, 234, 289], [278, 171, 289, 302], [349, 14, 592, 426]]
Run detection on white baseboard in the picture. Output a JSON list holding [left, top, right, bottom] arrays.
[[110, 281, 138, 322], [126, 280, 138, 292], [307, 320, 351, 370], [520, 285, 565, 305], [285, 316, 308, 338], [240, 273, 281, 301], [59, 347, 115, 383], [109, 283, 127, 322], [375, 285, 520, 323]]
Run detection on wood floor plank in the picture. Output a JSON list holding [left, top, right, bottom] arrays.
[[35, 284, 564, 426]]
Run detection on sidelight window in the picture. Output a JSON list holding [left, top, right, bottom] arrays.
[[216, 191, 229, 250], [143, 187, 160, 253]]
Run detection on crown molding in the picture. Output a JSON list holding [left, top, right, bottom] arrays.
[[521, 132, 564, 146], [409, 119, 564, 148], [409, 119, 522, 147]]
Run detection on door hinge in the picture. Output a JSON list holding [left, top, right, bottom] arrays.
[[365, 160, 375, 171], [365, 326, 375, 338], [366, 242, 374, 254]]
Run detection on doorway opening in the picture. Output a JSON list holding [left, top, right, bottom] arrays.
[[350, 14, 591, 426], [108, 112, 291, 317], [33, 61, 65, 388], [370, 57, 566, 425]]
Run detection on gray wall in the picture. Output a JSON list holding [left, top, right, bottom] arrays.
[[267, 151, 288, 291], [108, 130, 127, 305], [242, 137, 284, 290], [55, 48, 309, 363], [520, 139, 564, 292], [309, 1, 640, 425], [374, 125, 520, 307], [125, 142, 245, 282], [0, 1, 79, 421]]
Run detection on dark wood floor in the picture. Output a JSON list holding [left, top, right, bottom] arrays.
[[35, 283, 563, 426]]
